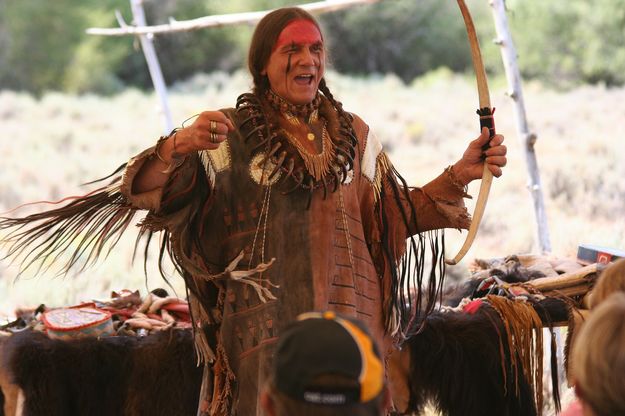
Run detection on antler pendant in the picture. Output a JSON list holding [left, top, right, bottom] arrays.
[[445, 0, 496, 265]]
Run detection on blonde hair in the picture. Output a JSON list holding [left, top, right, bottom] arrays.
[[571, 292, 625, 416], [590, 258, 625, 308]]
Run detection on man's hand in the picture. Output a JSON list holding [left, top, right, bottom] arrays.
[[452, 127, 507, 186], [175, 111, 235, 154]]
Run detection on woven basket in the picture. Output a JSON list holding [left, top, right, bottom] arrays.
[[42, 307, 114, 340]]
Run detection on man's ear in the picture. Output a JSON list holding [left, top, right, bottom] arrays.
[[260, 390, 276, 416]]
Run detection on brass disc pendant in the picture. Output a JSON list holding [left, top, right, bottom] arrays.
[[307, 132, 315, 141], [281, 122, 334, 181]]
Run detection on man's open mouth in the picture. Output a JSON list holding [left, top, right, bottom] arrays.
[[294, 74, 314, 85]]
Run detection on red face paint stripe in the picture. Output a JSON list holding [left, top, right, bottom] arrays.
[[273, 19, 322, 52]]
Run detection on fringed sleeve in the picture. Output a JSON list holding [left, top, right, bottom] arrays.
[[413, 166, 472, 232], [0, 164, 140, 277], [120, 145, 206, 222], [366, 152, 471, 236], [120, 146, 166, 211], [353, 114, 473, 340], [0, 142, 222, 392], [121, 127, 237, 376], [117, 143, 215, 283], [0, 137, 209, 280], [374, 158, 450, 339]]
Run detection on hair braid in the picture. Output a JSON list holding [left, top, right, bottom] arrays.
[[318, 78, 353, 127]]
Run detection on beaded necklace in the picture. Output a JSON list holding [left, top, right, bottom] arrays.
[[280, 121, 334, 181], [235, 91, 358, 206], [265, 89, 321, 118]]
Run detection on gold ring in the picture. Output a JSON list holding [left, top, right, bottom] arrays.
[[210, 132, 217, 143], [210, 120, 217, 132]]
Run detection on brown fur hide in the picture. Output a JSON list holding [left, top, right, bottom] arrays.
[[403, 306, 538, 416], [1, 291, 568, 416], [443, 255, 548, 308], [1, 332, 15, 416], [2, 329, 202, 416], [401, 296, 568, 416]]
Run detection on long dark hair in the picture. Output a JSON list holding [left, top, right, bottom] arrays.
[[248, 7, 322, 94]]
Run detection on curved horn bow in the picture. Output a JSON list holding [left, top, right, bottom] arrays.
[[445, 0, 496, 265]]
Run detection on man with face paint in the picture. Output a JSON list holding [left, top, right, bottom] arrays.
[[0, 7, 507, 416], [265, 18, 325, 102]]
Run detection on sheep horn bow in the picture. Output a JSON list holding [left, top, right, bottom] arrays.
[[445, 0, 496, 265]]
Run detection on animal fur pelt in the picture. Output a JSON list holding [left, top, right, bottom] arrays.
[[403, 304, 538, 416], [0, 332, 10, 416], [2, 329, 202, 416], [0, 330, 23, 416], [443, 254, 548, 307]]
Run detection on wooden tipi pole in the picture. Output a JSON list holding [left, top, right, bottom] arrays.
[[130, 0, 174, 134], [489, 0, 551, 253]]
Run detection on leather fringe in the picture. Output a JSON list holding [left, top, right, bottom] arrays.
[[486, 295, 545, 413], [0, 170, 138, 278], [378, 164, 446, 341], [189, 292, 216, 365], [209, 342, 236, 416]]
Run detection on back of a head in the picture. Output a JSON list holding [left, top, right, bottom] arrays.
[[264, 311, 386, 416], [590, 258, 625, 308], [572, 292, 625, 416]]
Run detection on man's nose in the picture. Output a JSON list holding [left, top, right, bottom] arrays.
[[299, 48, 316, 66]]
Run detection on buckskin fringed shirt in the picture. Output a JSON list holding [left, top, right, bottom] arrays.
[[0, 95, 472, 416], [120, 98, 471, 415]]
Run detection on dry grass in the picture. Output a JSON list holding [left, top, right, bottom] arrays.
[[1, 70, 618, 415]]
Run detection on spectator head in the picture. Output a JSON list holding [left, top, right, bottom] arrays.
[[261, 311, 388, 416], [571, 292, 625, 416], [589, 258, 625, 308]]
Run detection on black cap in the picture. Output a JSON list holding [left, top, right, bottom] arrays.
[[273, 311, 384, 405]]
